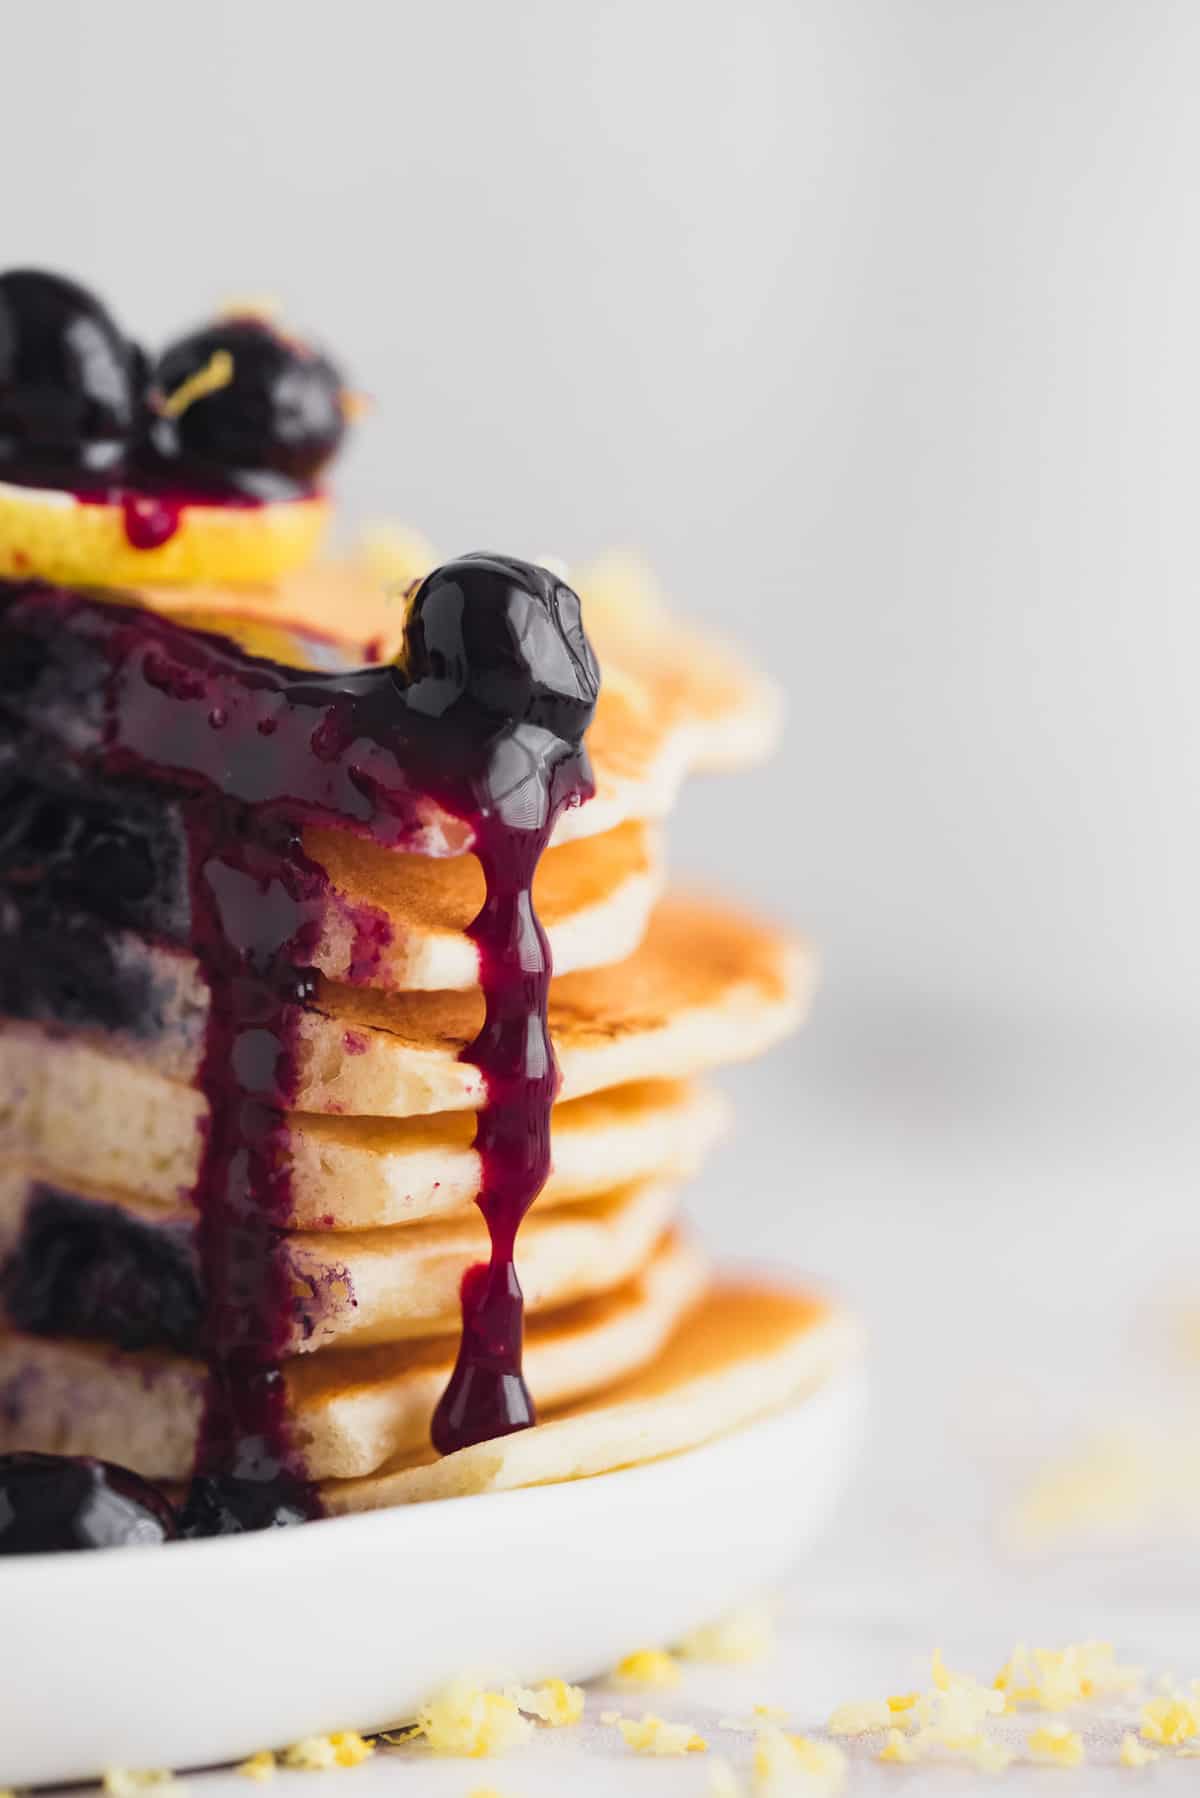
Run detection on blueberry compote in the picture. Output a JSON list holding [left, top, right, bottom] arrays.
[[0, 1452, 176, 1552], [0, 554, 598, 1535], [0, 270, 348, 535]]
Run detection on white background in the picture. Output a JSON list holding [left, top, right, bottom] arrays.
[[10, 5, 1200, 1784], [8, 0, 1196, 1313], [8, 0, 1199, 1031]]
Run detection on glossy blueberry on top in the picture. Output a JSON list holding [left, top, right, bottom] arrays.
[[0, 1452, 177, 1552], [143, 317, 346, 497], [0, 270, 140, 483], [400, 553, 601, 748]]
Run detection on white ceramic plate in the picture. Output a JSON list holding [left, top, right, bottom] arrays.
[[0, 1369, 864, 1787]]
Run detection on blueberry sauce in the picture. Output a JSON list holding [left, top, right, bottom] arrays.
[[119, 491, 184, 551], [0, 555, 598, 1524]]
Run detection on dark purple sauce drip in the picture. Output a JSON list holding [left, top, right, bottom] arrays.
[[184, 812, 326, 1498], [433, 779, 574, 1452], [0, 554, 598, 1518]]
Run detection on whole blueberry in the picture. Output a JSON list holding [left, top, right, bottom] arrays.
[[142, 317, 347, 496], [0, 270, 140, 482], [400, 554, 600, 746], [0, 1452, 177, 1552], [178, 1470, 321, 1536]]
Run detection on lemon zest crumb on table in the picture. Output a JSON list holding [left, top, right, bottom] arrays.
[[1140, 1693, 1200, 1745], [1027, 1722, 1084, 1767], [614, 1714, 707, 1755], [995, 1640, 1140, 1710], [415, 1682, 532, 1757], [508, 1678, 585, 1726], [102, 1771, 182, 1798], [879, 1729, 916, 1764], [236, 1751, 276, 1781], [613, 1648, 681, 1688], [1120, 1733, 1158, 1767], [281, 1733, 374, 1771], [753, 1726, 846, 1792]]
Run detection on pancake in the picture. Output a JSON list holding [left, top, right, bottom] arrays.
[[0, 541, 820, 1526], [0, 1169, 680, 1354], [577, 551, 785, 782], [133, 552, 782, 850], [0, 1030, 729, 1228], [0, 1231, 706, 1483], [322, 1278, 862, 1510], [8, 894, 808, 1110], [309, 817, 663, 991], [0, 755, 661, 993]]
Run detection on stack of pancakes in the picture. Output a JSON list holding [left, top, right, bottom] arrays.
[[0, 550, 849, 1510]]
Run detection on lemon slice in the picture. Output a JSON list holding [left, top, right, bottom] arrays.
[[0, 479, 329, 587]]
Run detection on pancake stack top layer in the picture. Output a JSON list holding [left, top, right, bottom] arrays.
[[0, 272, 839, 1541]]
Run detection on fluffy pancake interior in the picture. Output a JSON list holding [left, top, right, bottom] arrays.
[[0, 1027, 729, 1228]]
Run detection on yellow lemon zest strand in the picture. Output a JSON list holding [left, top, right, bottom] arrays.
[[157, 350, 235, 420]]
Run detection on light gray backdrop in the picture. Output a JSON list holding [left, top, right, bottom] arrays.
[[5, 1, 1196, 1283]]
